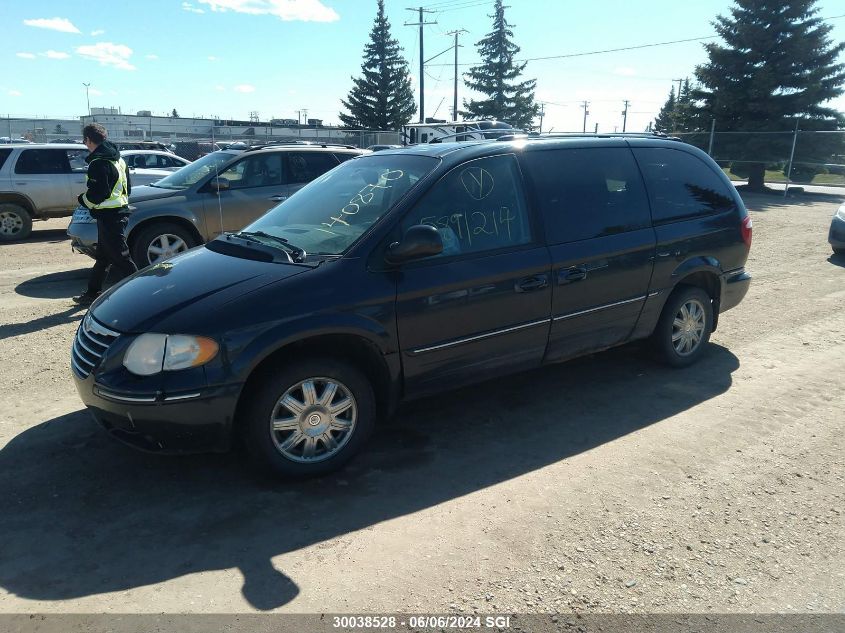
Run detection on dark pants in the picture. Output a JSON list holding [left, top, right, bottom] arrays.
[[87, 212, 137, 293]]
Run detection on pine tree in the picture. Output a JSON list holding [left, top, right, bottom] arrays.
[[171, 109, 179, 118], [339, 0, 416, 130], [692, 0, 845, 190], [653, 86, 676, 133], [461, 0, 539, 130], [674, 78, 695, 131]]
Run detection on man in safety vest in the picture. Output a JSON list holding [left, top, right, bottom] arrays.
[[73, 123, 138, 305]]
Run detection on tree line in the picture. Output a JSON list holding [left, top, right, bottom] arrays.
[[341, 0, 844, 190]]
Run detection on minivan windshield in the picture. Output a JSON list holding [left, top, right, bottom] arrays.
[[151, 151, 235, 190], [241, 154, 438, 256]]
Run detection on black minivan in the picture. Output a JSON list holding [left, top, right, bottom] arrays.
[[71, 136, 752, 477]]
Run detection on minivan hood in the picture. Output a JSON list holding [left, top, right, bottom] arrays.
[[91, 247, 308, 333], [129, 185, 179, 203]]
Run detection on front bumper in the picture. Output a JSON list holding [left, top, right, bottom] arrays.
[[67, 219, 98, 259], [719, 268, 751, 313], [829, 213, 845, 250], [72, 369, 241, 454]]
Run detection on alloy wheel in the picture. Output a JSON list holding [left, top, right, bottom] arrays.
[[672, 298, 707, 356]]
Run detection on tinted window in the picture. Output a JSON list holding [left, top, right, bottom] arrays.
[[523, 147, 651, 244], [334, 152, 357, 164], [632, 148, 736, 223], [15, 149, 70, 174], [0, 149, 12, 170], [401, 154, 532, 258], [286, 152, 338, 184], [67, 149, 88, 173], [219, 153, 284, 189]]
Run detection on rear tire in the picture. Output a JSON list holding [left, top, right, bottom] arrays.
[[240, 357, 376, 479], [834, 247, 845, 256], [652, 286, 713, 367], [0, 203, 33, 241], [130, 222, 197, 268]]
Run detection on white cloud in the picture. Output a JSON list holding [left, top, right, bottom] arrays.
[[198, 0, 339, 22], [76, 42, 135, 70], [91, 29, 105, 36], [215, 85, 226, 91], [207, 55, 218, 61], [182, 2, 206, 13], [23, 17, 81, 33], [613, 67, 637, 77], [16, 52, 36, 59], [9, 90, 22, 97], [234, 84, 255, 93], [146, 54, 159, 60], [43, 50, 70, 59], [89, 88, 104, 96]]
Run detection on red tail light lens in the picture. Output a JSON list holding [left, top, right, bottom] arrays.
[[741, 216, 752, 248]]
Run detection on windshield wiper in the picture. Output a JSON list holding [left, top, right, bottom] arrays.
[[234, 230, 306, 262]]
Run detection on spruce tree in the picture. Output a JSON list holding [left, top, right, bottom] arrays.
[[693, 0, 845, 190], [339, 0, 416, 130], [461, 0, 539, 130], [674, 78, 695, 131], [653, 86, 676, 133]]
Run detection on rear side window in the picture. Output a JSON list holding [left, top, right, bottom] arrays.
[[523, 147, 652, 244], [0, 149, 12, 170], [632, 148, 736, 223], [333, 152, 357, 164], [286, 152, 339, 184], [15, 149, 70, 174]]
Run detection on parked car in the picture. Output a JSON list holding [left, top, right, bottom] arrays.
[[366, 144, 403, 152], [829, 204, 845, 255], [0, 143, 171, 241], [67, 143, 365, 267], [121, 150, 191, 172], [70, 135, 752, 478], [115, 141, 174, 153]]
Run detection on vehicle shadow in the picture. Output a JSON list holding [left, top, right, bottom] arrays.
[[828, 252, 845, 268], [0, 228, 69, 245], [0, 344, 739, 611], [0, 305, 85, 342], [14, 269, 91, 299]]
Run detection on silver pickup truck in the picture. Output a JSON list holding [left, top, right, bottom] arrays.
[[0, 143, 171, 241]]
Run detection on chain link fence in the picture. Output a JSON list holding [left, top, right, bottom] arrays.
[[672, 126, 845, 188]]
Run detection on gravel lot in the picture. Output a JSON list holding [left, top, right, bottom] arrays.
[[1, 191, 843, 614]]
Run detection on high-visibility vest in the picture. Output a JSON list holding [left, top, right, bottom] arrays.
[[83, 157, 129, 209]]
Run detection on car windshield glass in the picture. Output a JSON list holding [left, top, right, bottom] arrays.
[[243, 154, 438, 256], [151, 151, 235, 190]]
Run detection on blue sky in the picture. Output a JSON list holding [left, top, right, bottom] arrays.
[[2, 0, 844, 132]]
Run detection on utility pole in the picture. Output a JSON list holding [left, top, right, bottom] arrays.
[[672, 78, 683, 99], [621, 99, 630, 132], [82, 83, 91, 117], [581, 101, 589, 133], [538, 103, 545, 134], [406, 7, 436, 123], [447, 29, 468, 123]]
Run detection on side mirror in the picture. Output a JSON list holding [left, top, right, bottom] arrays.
[[207, 176, 230, 193], [386, 224, 443, 264]]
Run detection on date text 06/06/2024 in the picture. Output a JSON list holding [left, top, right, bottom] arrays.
[[331, 615, 513, 629]]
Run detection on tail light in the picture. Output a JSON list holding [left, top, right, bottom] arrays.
[[741, 215, 752, 248]]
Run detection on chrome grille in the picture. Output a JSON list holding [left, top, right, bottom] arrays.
[[71, 314, 120, 379]]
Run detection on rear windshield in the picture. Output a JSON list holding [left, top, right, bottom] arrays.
[[0, 148, 12, 170]]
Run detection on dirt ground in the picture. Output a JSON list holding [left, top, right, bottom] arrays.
[[0, 192, 843, 615]]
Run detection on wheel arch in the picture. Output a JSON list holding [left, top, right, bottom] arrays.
[[0, 193, 36, 217], [128, 215, 204, 248]]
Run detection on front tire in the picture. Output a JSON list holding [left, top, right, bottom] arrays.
[[241, 358, 376, 479], [652, 286, 713, 367], [834, 247, 845, 256], [0, 203, 33, 241], [130, 222, 197, 268]]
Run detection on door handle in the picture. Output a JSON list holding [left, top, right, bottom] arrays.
[[269, 195, 288, 202], [558, 266, 587, 284], [515, 274, 549, 293]]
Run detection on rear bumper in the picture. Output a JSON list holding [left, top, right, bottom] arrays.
[[829, 214, 845, 250], [67, 220, 98, 258], [720, 268, 751, 313]]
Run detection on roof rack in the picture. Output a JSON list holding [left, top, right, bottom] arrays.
[[532, 131, 681, 140], [243, 141, 359, 152], [426, 129, 527, 143]]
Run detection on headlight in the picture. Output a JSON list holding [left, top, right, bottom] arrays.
[[123, 333, 218, 376]]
